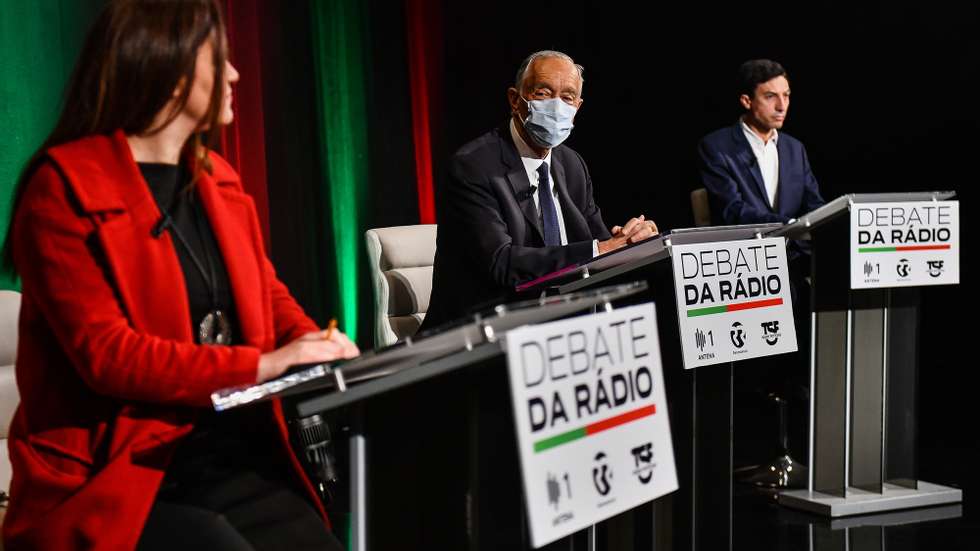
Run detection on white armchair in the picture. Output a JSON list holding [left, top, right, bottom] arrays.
[[364, 225, 437, 347], [0, 290, 21, 534]]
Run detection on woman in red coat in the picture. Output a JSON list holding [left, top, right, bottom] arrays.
[[2, 1, 358, 550]]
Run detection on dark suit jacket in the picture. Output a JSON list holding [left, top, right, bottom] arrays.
[[698, 122, 825, 226], [421, 122, 611, 330]]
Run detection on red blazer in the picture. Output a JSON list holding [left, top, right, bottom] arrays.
[[3, 131, 327, 550]]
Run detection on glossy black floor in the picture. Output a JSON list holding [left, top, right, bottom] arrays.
[[726, 295, 978, 551], [731, 446, 979, 551]]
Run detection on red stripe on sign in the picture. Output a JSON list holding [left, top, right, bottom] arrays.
[[585, 404, 656, 436], [895, 244, 951, 251], [727, 298, 783, 312]]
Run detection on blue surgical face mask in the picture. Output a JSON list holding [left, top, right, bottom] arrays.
[[521, 96, 577, 149]]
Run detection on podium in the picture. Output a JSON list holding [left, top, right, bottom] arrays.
[[517, 223, 787, 551], [212, 283, 647, 551], [767, 192, 962, 516]]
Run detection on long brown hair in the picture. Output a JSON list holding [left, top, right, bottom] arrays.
[[4, 0, 228, 271]]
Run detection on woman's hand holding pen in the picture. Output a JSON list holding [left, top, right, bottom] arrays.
[[256, 320, 360, 383]]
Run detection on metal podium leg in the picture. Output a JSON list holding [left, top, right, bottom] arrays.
[[811, 310, 848, 497], [884, 289, 919, 489], [850, 301, 885, 493], [692, 362, 733, 550], [350, 406, 367, 551]]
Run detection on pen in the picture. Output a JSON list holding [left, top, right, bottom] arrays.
[[323, 318, 337, 340]]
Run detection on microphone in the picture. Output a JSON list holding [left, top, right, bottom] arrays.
[[151, 213, 173, 238], [291, 414, 338, 501]]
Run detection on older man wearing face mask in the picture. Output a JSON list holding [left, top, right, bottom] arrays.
[[421, 50, 658, 331]]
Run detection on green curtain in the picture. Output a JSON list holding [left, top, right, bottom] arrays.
[[309, 0, 370, 340], [0, 0, 101, 289]]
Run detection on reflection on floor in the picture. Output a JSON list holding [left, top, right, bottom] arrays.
[[733, 485, 976, 551]]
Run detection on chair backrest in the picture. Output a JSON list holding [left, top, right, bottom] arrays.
[[364, 225, 437, 347], [0, 290, 22, 495], [690, 188, 712, 227]]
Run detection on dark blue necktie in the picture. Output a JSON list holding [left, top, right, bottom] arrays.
[[537, 161, 561, 246]]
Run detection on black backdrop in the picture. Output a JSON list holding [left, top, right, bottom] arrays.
[[261, 0, 980, 518], [439, 3, 980, 501]]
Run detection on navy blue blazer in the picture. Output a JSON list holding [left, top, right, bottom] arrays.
[[698, 122, 825, 226]]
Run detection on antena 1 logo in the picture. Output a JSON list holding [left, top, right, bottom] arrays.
[[695, 329, 707, 351], [730, 322, 746, 349], [546, 473, 561, 509], [760, 321, 781, 345], [694, 328, 716, 360]]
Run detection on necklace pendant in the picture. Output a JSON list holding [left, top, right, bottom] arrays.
[[199, 310, 232, 345]]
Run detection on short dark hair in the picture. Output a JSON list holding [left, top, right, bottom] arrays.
[[737, 59, 788, 98]]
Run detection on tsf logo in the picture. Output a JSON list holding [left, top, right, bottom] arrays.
[[630, 443, 655, 484], [760, 321, 781, 346], [927, 260, 945, 278]]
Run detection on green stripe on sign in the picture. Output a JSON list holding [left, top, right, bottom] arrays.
[[859, 247, 897, 252], [533, 427, 587, 452], [687, 305, 728, 317]]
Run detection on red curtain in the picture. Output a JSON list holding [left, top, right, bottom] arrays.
[[220, 0, 272, 249], [221, 0, 443, 236], [405, 0, 441, 224]]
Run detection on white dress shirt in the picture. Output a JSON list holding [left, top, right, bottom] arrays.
[[509, 120, 599, 256], [741, 118, 779, 208]]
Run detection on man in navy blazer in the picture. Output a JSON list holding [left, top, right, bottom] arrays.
[[699, 61, 823, 484], [698, 60, 825, 231]]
